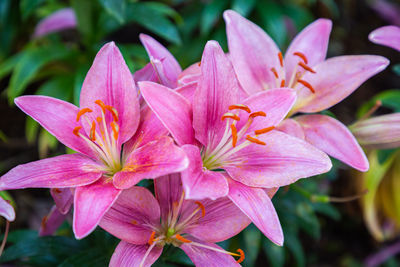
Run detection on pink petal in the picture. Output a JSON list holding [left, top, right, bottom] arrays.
[[50, 188, 73, 214], [224, 130, 332, 188], [140, 81, 195, 146], [228, 179, 283, 245], [0, 154, 102, 190], [0, 197, 15, 221], [369, 25, 400, 52], [295, 55, 389, 113], [154, 173, 183, 222], [132, 62, 158, 84], [110, 241, 163, 267], [181, 145, 229, 200], [79, 42, 140, 146], [140, 34, 182, 88], [224, 10, 281, 94], [100, 186, 160, 244], [175, 82, 197, 105], [236, 88, 297, 132], [194, 41, 239, 151], [296, 114, 369, 171], [123, 107, 168, 155], [113, 136, 188, 189], [39, 205, 68, 236], [284, 19, 332, 79], [33, 8, 77, 38], [180, 238, 240, 267], [185, 197, 250, 243], [15, 96, 95, 158], [277, 118, 305, 140], [178, 62, 201, 86], [73, 178, 121, 239], [351, 113, 400, 149]]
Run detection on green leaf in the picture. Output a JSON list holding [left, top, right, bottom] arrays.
[[263, 238, 285, 267], [200, 0, 229, 35], [59, 247, 111, 267], [127, 2, 181, 45], [358, 89, 400, 117], [311, 202, 341, 220], [295, 202, 320, 239], [285, 228, 305, 267], [0, 52, 22, 81], [142, 2, 183, 25], [36, 75, 74, 101], [377, 149, 397, 164], [256, 1, 287, 48], [25, 116, 40, 144], [232, 0, 256, 16], [38, 129, 58, 158], [71, 0, 95, 39], [242, 224, 261, 267], [73, 64, 91, 106], [4, 230, 38, 244], [20, 0, 45, 20], [98, 0, 125, 24], [7, 44, 72, 103]]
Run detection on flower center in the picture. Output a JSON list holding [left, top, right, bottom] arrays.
[[270, 51, 316, 93], [202, 104, 275, 170], [72, 100, 122, 175]]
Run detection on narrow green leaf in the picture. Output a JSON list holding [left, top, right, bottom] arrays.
[[0, 52, 22, 81], [242, 224, 261, 267], [98, 0, 125, 24], [200, 0, 229, 35], [20, 0, 45, 20], [59, 247, 111, 267], [71, 0, 95, 38], [263, 238, 285, 267], [232, 0, 256, 16]]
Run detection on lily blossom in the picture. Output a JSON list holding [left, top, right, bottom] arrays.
[[101, 174, 250, 267], [369, 25, 400, 52], [0, 42, 188, 239], [140, 41, 331, 245], [224, 10, 390, 171], [33, 8, 77, 38]]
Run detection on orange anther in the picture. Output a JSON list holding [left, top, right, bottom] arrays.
[[249, 111, 266, 118], [270, 67, 279, 79], [236, 249, 245, 263], [246, 135, 266, 145], [280, 79, 285, 87], [231, 124, 238, 147], [229, 104, 251, 113], [254, 126, 275, 135], [175, 234, 192, 243], [73, 126, 82, 137], [148, 231, 156, 245], [130, 219, 138, 225], [76, 108, 93, 122], [96, 117, 102, 123], [194, 201, 206, 217], [41, 215, 48, 229], [111, 121, 119, 140], [198, 62, 201, 66], [222, 113, 240, 121], [54, 188, 62, 194], [298, 62, 316, 73], [278, 52, 284, 67], [293, 51, 308, 64], [297, 79, 315, 93], [105, 105, 119, 122], [89, 121, 96, 141], [95, 100, 106, 113]]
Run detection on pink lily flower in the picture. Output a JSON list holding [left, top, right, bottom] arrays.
[[0, 42, 188, 239], [224, 10, 390, 171], [33, 8, 77, 38], [100, 173, 250, 267], [140, 41, 332, 245], [369, 25, 400, 52]]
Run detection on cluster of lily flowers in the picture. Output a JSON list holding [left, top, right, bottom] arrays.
[[1, 10, 400, 267]]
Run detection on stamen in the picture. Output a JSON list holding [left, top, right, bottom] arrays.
[[89, 121, 96, 141], [293, 52, 308, 64], [280, 79, 285, 87], [254, 126, 275, 135], [297, 79, 315, 93], [249, 111, 266, 118], [230, 124, 238, 147], [95, 100, 106, 113], [175, 234, 192, 243], [194, 201, 205, 217], [148, 231, 156, 245], [246, 135, 266, 145], [105, 105, 119, 122], [236, 249, 245, 263], [222, 113, 240, 121], [54, 188, 62, 193], [229, 104, 251, 113], [96, 117, 102, 123], [278, 52, 283, 67], [76, 108, 92, 122], [73, 126, 82, 137], [111, 121, 119, 140], [270, 67, 279, 79], [298, 62, 316, 73]]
